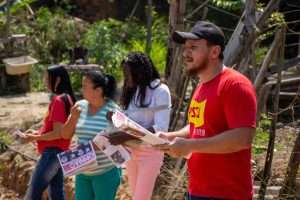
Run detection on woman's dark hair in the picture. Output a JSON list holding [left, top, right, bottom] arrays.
[[47, 65, 76, 115], [84, 70, 116, 99], [120, 52, 160, 109]]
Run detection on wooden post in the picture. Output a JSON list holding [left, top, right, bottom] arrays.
[[278, 130, 300, 198], [254, 28, 283, 92], [165, 0, 185, 80], [258, 26, 286, 200], [165, 0, 186, 130], [236, 0, 256, 73], [224, 0, 280, 67]]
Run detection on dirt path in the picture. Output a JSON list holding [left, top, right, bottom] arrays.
[[0, 181, 22, 200], [0, 93, 48, 199], [0, 92, 49, 131]]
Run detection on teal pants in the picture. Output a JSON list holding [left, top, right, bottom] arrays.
[[75, 167, 121, 200]]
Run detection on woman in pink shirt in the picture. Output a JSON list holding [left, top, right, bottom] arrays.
[[119, 52, 171, 200]]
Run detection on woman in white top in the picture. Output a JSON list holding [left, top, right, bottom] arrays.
[[119, 52, 171, 200]]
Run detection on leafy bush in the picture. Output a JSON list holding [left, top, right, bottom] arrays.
[[211, 0, 244, 11], [4, 6, 168, 90], [69, 72, 83, 93], [130, 40, 167, 75], [28, 8, 88, 63], [82, 16, 168, 79], [82, 19, 128, 80], [0, 131, 12, 153], [8, 7, 88, 64], [30, 64, 46, 92]]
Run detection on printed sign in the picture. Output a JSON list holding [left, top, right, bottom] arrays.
[[57, 142, 97, 176]]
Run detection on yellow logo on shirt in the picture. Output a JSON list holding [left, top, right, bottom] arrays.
[[188, 99, 206, 128]]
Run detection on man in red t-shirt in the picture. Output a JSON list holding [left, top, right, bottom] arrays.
[[156, 21, 257, 200]]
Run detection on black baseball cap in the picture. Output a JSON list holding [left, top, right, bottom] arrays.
[[172, 21, 225, 50]]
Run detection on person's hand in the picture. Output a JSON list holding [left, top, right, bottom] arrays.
[[24, 129, 38, 135], [154, 137, 192, 158], [70, 104, 82, 121], [22, 133, 37, 143], [157, 131, 174, 141]]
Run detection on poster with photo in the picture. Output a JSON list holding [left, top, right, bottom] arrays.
[[93, 134, 131, 168], [57, 142, 97, 176]]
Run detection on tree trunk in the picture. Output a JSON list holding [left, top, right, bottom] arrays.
[[145, 0, 152, 55]]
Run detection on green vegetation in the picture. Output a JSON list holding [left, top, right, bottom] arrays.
[[1, 5, 168, 92], [0, 131, 12, 153], [211, 0, 244, 11], [254, 113, 272, 155]]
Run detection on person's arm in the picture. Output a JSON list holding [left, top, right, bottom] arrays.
[[61, 104, 82, 139], [156, 127, 255, 157], [26, 122, 63, 141], [190, 127, 255, 153], [24, 95, 68, 142], [157, 81, 257, 157]]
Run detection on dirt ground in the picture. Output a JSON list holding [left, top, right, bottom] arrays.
[[0, 92, 49, 132]]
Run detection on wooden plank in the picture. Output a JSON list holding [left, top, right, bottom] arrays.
[[268, 56, 300, 74], [63, 64, 101, 72]]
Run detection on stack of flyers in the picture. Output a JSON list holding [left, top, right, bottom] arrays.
[[93, 134, 131, 168], [111, 111, 192, 159], [57, 142, 97, 176], [111, 110, 169, 145]]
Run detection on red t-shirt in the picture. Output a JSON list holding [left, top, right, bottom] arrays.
[[37, 95, 71, 153], [187, 68, 256, 199]]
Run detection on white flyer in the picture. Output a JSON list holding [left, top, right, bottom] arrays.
[[93, 134, 131, 168]]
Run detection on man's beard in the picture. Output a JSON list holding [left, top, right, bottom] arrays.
[[185, 56, 209, 77]]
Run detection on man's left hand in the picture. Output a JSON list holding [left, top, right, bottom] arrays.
[[154, 137, 192, 158]]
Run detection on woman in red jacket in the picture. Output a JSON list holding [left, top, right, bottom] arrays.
[[22, 65, 76, 200]]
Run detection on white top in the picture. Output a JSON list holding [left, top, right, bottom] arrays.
[[125, 79, 172, 133]]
